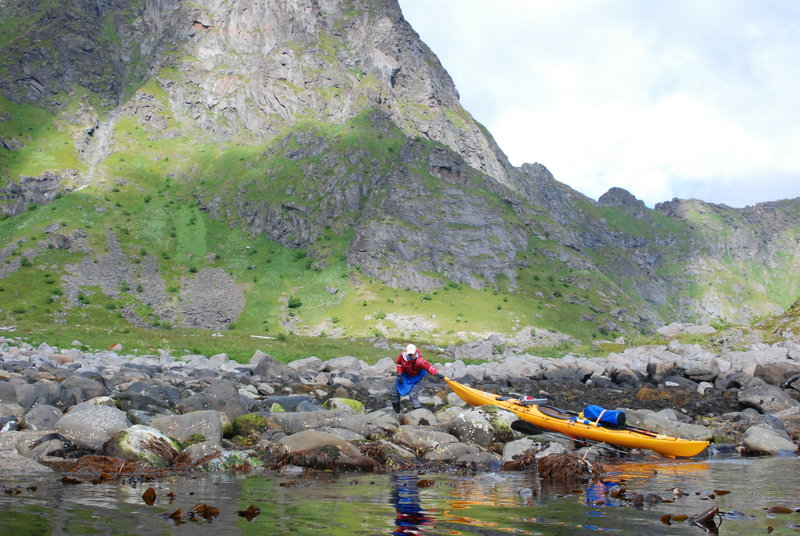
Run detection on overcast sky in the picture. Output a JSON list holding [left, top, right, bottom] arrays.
[[398, 0, 800, 208]]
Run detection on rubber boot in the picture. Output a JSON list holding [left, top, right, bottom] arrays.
[[392, 402, 401, 413]]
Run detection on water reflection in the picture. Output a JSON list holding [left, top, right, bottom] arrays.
[[1, 456, 799, 535], [390, 475, 434, 535]]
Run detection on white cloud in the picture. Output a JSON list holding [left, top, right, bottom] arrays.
[[399, 0, 800, 207]]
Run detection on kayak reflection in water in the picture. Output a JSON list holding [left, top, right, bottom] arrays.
[[390, 475, 434, 535]]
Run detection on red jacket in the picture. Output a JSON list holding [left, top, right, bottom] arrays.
[[396, 350, 438, 376]]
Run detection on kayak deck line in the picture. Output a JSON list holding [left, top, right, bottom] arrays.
[[444, 377, 709, 459]]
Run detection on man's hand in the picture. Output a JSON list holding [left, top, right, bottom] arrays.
[[396, 373, 403, 382], [435, 372, 444, 380]]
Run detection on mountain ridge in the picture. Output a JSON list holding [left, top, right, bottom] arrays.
[[1, 0, 798, 345]]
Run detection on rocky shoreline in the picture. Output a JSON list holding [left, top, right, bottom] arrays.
[[1, 335, 799, 479]]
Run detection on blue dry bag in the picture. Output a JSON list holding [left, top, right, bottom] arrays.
[[396, 370, 427, 396], [583, 404, 626, 426]]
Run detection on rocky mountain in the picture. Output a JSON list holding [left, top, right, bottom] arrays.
[[1, 0, 798, 343]]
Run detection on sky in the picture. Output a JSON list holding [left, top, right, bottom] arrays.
[[398, 0, 800, 208]]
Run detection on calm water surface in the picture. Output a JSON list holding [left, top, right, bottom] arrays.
[[1, 455, 799, 535]]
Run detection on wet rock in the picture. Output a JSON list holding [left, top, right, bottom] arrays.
[[279, 444, 380, 472], [537, 453, 604, 482], [502, 438, 537, 464], [55, 404, 130, 451], [423, 442, 501, 465], [393, 425, 458, 451], [172, 442, 224, 469], [359, 440, 416, 470], [103, 425, 181, 467], [18, 431, 72, 459], [741, 425, 798, 455], [276, 430, 360, 457]]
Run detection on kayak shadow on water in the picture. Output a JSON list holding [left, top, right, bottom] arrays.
[[390, 475, 434, 535]]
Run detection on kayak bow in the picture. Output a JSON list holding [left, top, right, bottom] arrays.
[[444, 377, 709, 458]]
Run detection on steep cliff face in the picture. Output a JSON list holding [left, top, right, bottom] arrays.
[[1, 0, 799, 339]]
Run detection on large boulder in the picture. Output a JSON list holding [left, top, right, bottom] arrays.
[[276, 430, 360, 456], [15, 382, 74, 411], [55, 404, 130, 451], [738, 385, 800, 414], [179, 379, 252, 420], [754, 363, 800, 387], [60, 375, 108, 403], [742, 425, 798, 455], [115, 381, 181, 412], [393, 425, 458, 451], [423, 442, 501, 465], [502, 438, 537, 464], [22, 404, 62, 431], [251, 351, 292, 379], [103, 425, 181, 467], [448, 409, 494, 447], [150, 410, 223, 446]]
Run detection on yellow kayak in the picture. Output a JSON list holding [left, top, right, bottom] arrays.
[[445, 377, 709, 459]]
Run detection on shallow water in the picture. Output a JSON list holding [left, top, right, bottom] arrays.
[[1, 455, 799, 535]]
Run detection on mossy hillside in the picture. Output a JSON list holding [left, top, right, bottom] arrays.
[[0, 95, 84, 185]]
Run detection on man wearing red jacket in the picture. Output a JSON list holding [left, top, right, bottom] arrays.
[[390, 343, 443, 413]]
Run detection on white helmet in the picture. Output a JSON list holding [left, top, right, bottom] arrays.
[[404, 344, 417, 360]]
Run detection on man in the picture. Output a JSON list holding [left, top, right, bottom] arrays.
[[390, 343, 443, 413]]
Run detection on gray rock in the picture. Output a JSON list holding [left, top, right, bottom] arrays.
[[267, 410, 376, 437], [251, 351, 292, 379], [22, 404, 62, 431], [0, 381, 18, 403], [275, 430, 362, 457], [61, 375, 108, 403], [175, 442, 224, 467], [323, 356, 365, 372], [448, 409, 494, 447], [103, 425, 181, 467], [150, 410, 223, 447], [16, 382, 74, 411], [286, 356, 324, 373], [401, 408, 438, 426], [179, 379, 252, 420], [754, 362, 800, 387], [115, 380, 181, 412], [393, 425, 458, 451], [261, 395, 321, 412], [55, 404, 130, 451], [738, 384, 800, 414], [502, 438, 536, 464], [624, 409, 713, 442], [423, 442, 500, 465], [742, 425, 798, 455]]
